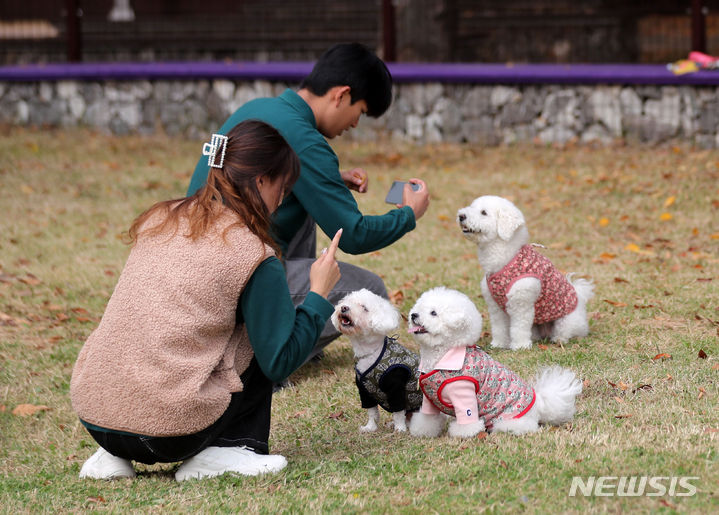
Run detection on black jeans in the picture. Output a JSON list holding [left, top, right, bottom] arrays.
[[85, 358, 273, 464]]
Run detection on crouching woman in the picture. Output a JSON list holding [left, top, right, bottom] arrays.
[[70, 120, 342, 481]]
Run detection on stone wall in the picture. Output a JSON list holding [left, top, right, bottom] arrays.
[[2, 79, 718, 147]]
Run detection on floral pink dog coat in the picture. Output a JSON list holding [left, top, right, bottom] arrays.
[[418, 346, 535, 430], [486, 244, 578, 325]]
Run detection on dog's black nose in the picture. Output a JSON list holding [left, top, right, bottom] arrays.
[[341, 305, 349, 313], [411, 312, 419, 322], [458, 213, 466, 222]]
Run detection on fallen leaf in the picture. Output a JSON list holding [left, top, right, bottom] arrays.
[[599, 252, 616, 260], [664, 196, 676, 207], [632, 384, 653, 394], [538, 344, 549, 350], [615, 414, 632, 419], [12, 404, 50, 417], [389, 290, 404, 305], [698, 387, 706, 400], [613, 396, 624, 403], [704, 428, 719, 434], [604, 299, 627, 307], [19, 274, 42, 286], [713, 363, 719, 371], [659, 212, 673, 221], [437, 214, 450, 221], [659, 499, 677, 510], [599, 217, 610, 227], [653, 353, 672, 360], [624, 243, 655, 256], [618, 381, 629, 391], [328, 411, 344, 420], [614, 277, 629, 283], [698, 349, 708, 359], [86, 496, 106, 504], [476, 431, 488, 440]]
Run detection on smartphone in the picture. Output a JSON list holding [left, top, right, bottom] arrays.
[[385, 181, 421, 204]]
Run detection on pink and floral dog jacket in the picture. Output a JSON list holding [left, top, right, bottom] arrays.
[[418, 346, 535, 430], [486, 245, 577, 324]]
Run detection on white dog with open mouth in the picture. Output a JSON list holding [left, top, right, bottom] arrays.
[[331, 289, 423, 432], [457, 195, 594, 350], [407, 287, 582, 438]]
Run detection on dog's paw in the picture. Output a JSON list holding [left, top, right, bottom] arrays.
[[409, 413, 445, 437], [448, 419, 485, 438], [391, 411, 408, 432], [490, 338, 511, 349], [360, 421, 378, 433], [509, 339, 533, 351]]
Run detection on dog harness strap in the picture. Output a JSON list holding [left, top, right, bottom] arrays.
[[486, 245, 578, 324]]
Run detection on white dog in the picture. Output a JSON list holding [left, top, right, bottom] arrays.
[[331, 289, 423, 432], [408, 287, 582, 438], [457, 195, 594, 350]]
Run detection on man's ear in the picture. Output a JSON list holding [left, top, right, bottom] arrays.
[[331, 85, 351, 107]]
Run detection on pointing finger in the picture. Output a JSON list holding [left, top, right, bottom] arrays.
[[325, 228, 343, 259]]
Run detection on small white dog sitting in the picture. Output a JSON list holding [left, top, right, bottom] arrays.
[[408, 287, 582, 438], [331, 289, 423, 432], [457, 195, 595, 350]]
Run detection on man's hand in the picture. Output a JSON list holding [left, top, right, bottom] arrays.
[[399, 178, 430, 220], [341, 168, 368, 193]]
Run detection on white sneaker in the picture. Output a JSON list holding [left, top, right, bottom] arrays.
[[175, 446, 287, 481], [79, 448, 136, 479]]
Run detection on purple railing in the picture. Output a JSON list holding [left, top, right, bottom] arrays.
[[2, 61, 719, 85]]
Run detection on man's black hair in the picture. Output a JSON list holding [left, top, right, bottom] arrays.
[[300, 42, 393, 118]]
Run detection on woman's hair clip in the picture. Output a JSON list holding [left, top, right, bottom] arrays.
[[202, 133, 228, 169]]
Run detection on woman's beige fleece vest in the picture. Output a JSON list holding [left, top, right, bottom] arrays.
[[71, 206, 274, 437]]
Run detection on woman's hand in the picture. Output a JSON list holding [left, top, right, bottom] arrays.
[[309, 229, 343, 298]]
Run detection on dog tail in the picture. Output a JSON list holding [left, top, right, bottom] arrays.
[[531, 365, 582, 426], [567, 274, 595, 305]]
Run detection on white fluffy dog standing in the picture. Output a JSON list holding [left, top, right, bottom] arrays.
[[408, 287, 582, 438], [331, 289, 423, 432], [457, 195, 595, 350]]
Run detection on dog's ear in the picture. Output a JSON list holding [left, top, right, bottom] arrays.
[[371, 298, 400, 334], [495, 203, 525, 241]]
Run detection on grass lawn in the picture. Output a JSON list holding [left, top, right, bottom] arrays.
[[1, 126, 717, 513]]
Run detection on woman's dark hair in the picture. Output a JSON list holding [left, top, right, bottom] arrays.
[[128, 120, 300, 253], [300, 42, 393, 118]]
